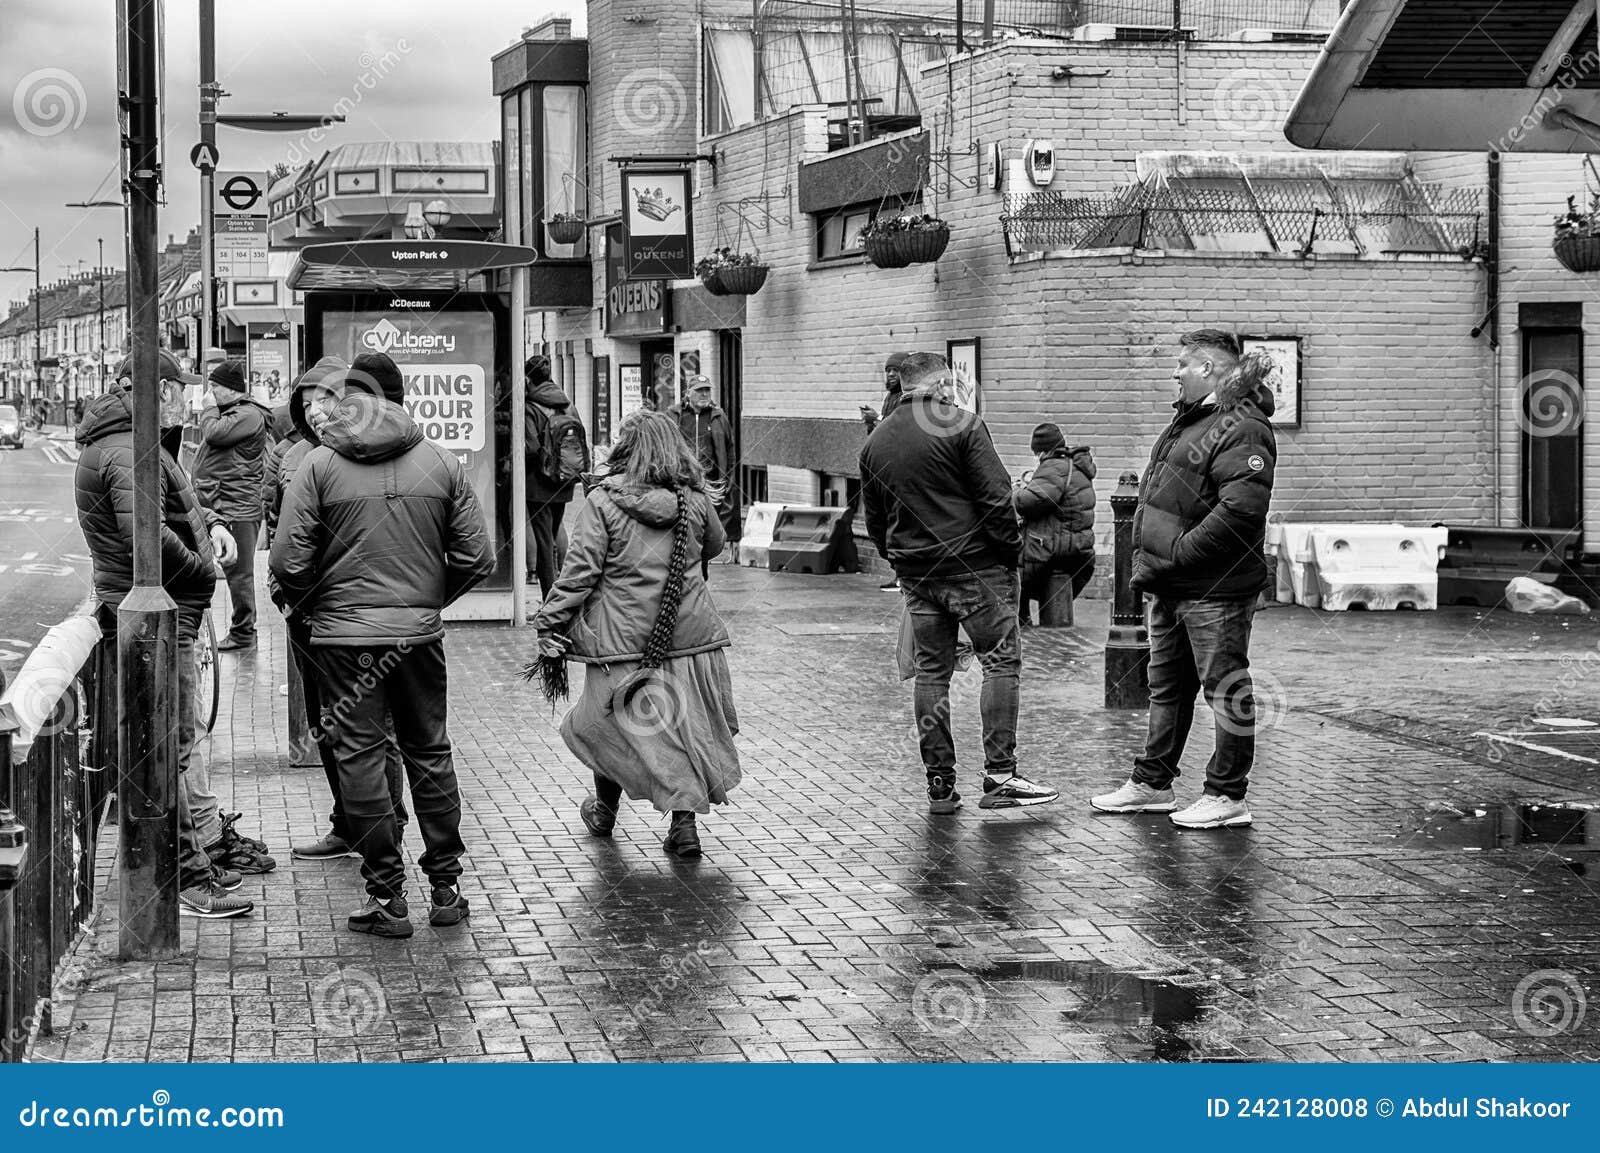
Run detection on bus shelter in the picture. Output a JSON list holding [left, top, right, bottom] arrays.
[[287, 239, 539, 624]]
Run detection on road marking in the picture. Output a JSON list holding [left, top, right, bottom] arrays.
[[1472, 731, 1600, 765], [17, 563, 73, 577], [19, 552, 37, 561]]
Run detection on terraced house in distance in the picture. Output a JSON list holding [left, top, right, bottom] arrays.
[[493, 2, 1547, 586]]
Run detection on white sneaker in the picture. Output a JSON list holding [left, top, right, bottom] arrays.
[[1170, 793, 1252, 829], [1090, 779, 1177, 813]]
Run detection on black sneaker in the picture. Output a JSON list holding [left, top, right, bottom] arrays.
[[979, 771, 1059, 810], [179, 880, 253, 919], [219, 812, 270, 853], [207, 816, 277, 875], [428, 883, 470, 927], [927, 773, 962, 815], [210, 864, 244, 892], [348, 895, 413, 939]]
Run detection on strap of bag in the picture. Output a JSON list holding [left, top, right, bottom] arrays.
[[638, 485, 691, 671]]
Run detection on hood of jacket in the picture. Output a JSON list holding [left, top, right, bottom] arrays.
[[1215, 373, 1277, 419], [317, 395, 424, 463], [528, 381, 571, 411], [601, 477, 681, 528], [1069, 445, 1096, 480], [76, 387, 133, 445], [289, 384, 320, 444]]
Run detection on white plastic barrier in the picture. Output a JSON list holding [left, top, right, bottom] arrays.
[[740, 502, 790, 569], [1310, 526, 1439, 611], [0, 610, 101, 764], [1275, 523, 1401, 608]]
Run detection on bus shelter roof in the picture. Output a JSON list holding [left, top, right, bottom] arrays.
[[287, 239, 538, 292]]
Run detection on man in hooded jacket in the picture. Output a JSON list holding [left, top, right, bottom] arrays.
[[271, 351, 494, 939], [192, 359, 273, 650], [1013, 422, 1097, 625], [1091, 329, 1277, 830], [75, 370, 261, 918], [520, 355, 586, 598], [264, 356, 409, 863]]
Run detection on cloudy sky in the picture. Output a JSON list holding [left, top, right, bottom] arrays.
[[0, 0, 578, 298]]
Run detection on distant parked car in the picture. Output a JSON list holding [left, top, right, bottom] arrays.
[[0, 404, 23, 449]]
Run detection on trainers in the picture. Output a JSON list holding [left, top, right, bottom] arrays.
[[579, 796, 617, 837], [348, 895, 414, 939], [1090, 779, 1178, 814], [428, 883, 470, 927], [219, 812, 269, 854], [292, 833, 360, 860], [179, 880, 254, 919], [1170, 793, 1253, 830], [206, 830, 276, 876], [216, 634, 256, 652], [879, 577, 900, 591], [979, 772, 1058, 810], [927, 773, 963, 815], [210, 865, 243, 892]]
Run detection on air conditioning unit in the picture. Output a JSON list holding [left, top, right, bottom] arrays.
[[1228, 28, 1332, 43], [1072, 23, 1195, 42]]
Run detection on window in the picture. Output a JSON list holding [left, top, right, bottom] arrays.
[[542, 85, 588, 258], [814, 196, 921, 263], [1521, 324, 1584, 531], [391, 168, 490, 194], [334, 170, 379, 195], [502, 94, 521, 247]]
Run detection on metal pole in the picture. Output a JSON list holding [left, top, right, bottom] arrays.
[[119, 0, 181, 960], [198, 0, 216, 371], [1104, 471, 1150, 708], [33, 229, 40, 411], [510, 267, 528, 627], [97, 238, 105, 394], [981, 0, 994, 45]]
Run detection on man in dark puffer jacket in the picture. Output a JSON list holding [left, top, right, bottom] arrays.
[[1013, 422, 1096, 625], [1092, 329, 1277, 830], [192, 359, 273, 650], [271, 351, 494, 939], [75, 379, 263, 919]]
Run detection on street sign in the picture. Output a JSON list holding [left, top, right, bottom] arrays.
[[190, 141, 219, 171], [213, 169, 269, 280]]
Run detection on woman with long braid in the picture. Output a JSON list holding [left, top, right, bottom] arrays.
[[529, 411, 741, 858]]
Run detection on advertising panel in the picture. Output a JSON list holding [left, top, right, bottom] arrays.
[[307, 292, 509, 590]]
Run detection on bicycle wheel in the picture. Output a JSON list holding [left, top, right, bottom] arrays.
[[195, 610, 220, 734]]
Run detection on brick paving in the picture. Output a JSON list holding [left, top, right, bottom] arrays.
[[29, 566, 1600, 1063]]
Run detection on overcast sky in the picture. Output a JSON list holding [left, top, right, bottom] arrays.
[[0, 1, 578, 301]]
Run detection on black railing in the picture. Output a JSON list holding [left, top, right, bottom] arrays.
[[0, 631, 112, 1062]]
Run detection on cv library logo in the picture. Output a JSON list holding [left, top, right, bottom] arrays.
[[360, 317, 456, 354]]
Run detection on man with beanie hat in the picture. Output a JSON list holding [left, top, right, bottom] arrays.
[[859, 351, 1058, 815], [1013, 422, 1097, 626], [858, 351, 910, 434], [272, 350, 494, 937], [265, 355, 410, 863], [193, 358, 272, 651]]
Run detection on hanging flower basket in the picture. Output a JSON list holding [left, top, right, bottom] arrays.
[[859, 214, 950, 268], [695, 248, 768, 296], [1553, 195, 1600, 272], [547, 214, 586, 245]]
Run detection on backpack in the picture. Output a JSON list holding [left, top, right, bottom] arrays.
[[536, 407, 591, 489]]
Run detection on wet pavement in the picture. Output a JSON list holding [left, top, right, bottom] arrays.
[[29, 565, 1600, 1062]]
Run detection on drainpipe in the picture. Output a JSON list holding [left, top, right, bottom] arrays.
[[1488, 151, 1502, 524]]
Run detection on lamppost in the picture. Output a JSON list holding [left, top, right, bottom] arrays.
[[0, 228, 42, 413]]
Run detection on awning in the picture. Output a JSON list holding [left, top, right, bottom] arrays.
[[287, 239, 537, 291], [222, 305, 305, 328], [1287, 0, 1600, 152]]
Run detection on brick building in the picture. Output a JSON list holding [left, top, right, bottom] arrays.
[[493, 3, 1529, 572]]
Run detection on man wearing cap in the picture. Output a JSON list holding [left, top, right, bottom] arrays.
[[272, 350, 495, 938], [671, 374, 740, 567], [192, 359, 273, 651]]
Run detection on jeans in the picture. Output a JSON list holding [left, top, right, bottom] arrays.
[[528, 502, 568, 600], [901, 565, 1022, 777], [1132, 596, 1258, 801], [313, 641, 465, 902], [174, 608, 219, 887], [224, 518, 260, 640], [288, 619, 408, 842]]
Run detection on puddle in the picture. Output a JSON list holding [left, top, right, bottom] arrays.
[[927, 957, 1228, 1061], [1405, 802, 1597, 851]]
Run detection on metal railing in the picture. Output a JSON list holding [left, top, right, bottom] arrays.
[[0, 621, 112, 1063], [1004, 182, 1484, 257]]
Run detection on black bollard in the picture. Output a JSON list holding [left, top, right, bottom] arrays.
[[1104, 471, 1150, 708]]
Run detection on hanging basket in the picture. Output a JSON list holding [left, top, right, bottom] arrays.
[[894, 225, 951, 264], [863, 235, 912, 268], [547, 218, 586, 245], [716, 264, 769, 295], [700, 269, 732, 296], [1553, 231, 1600, 272]]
